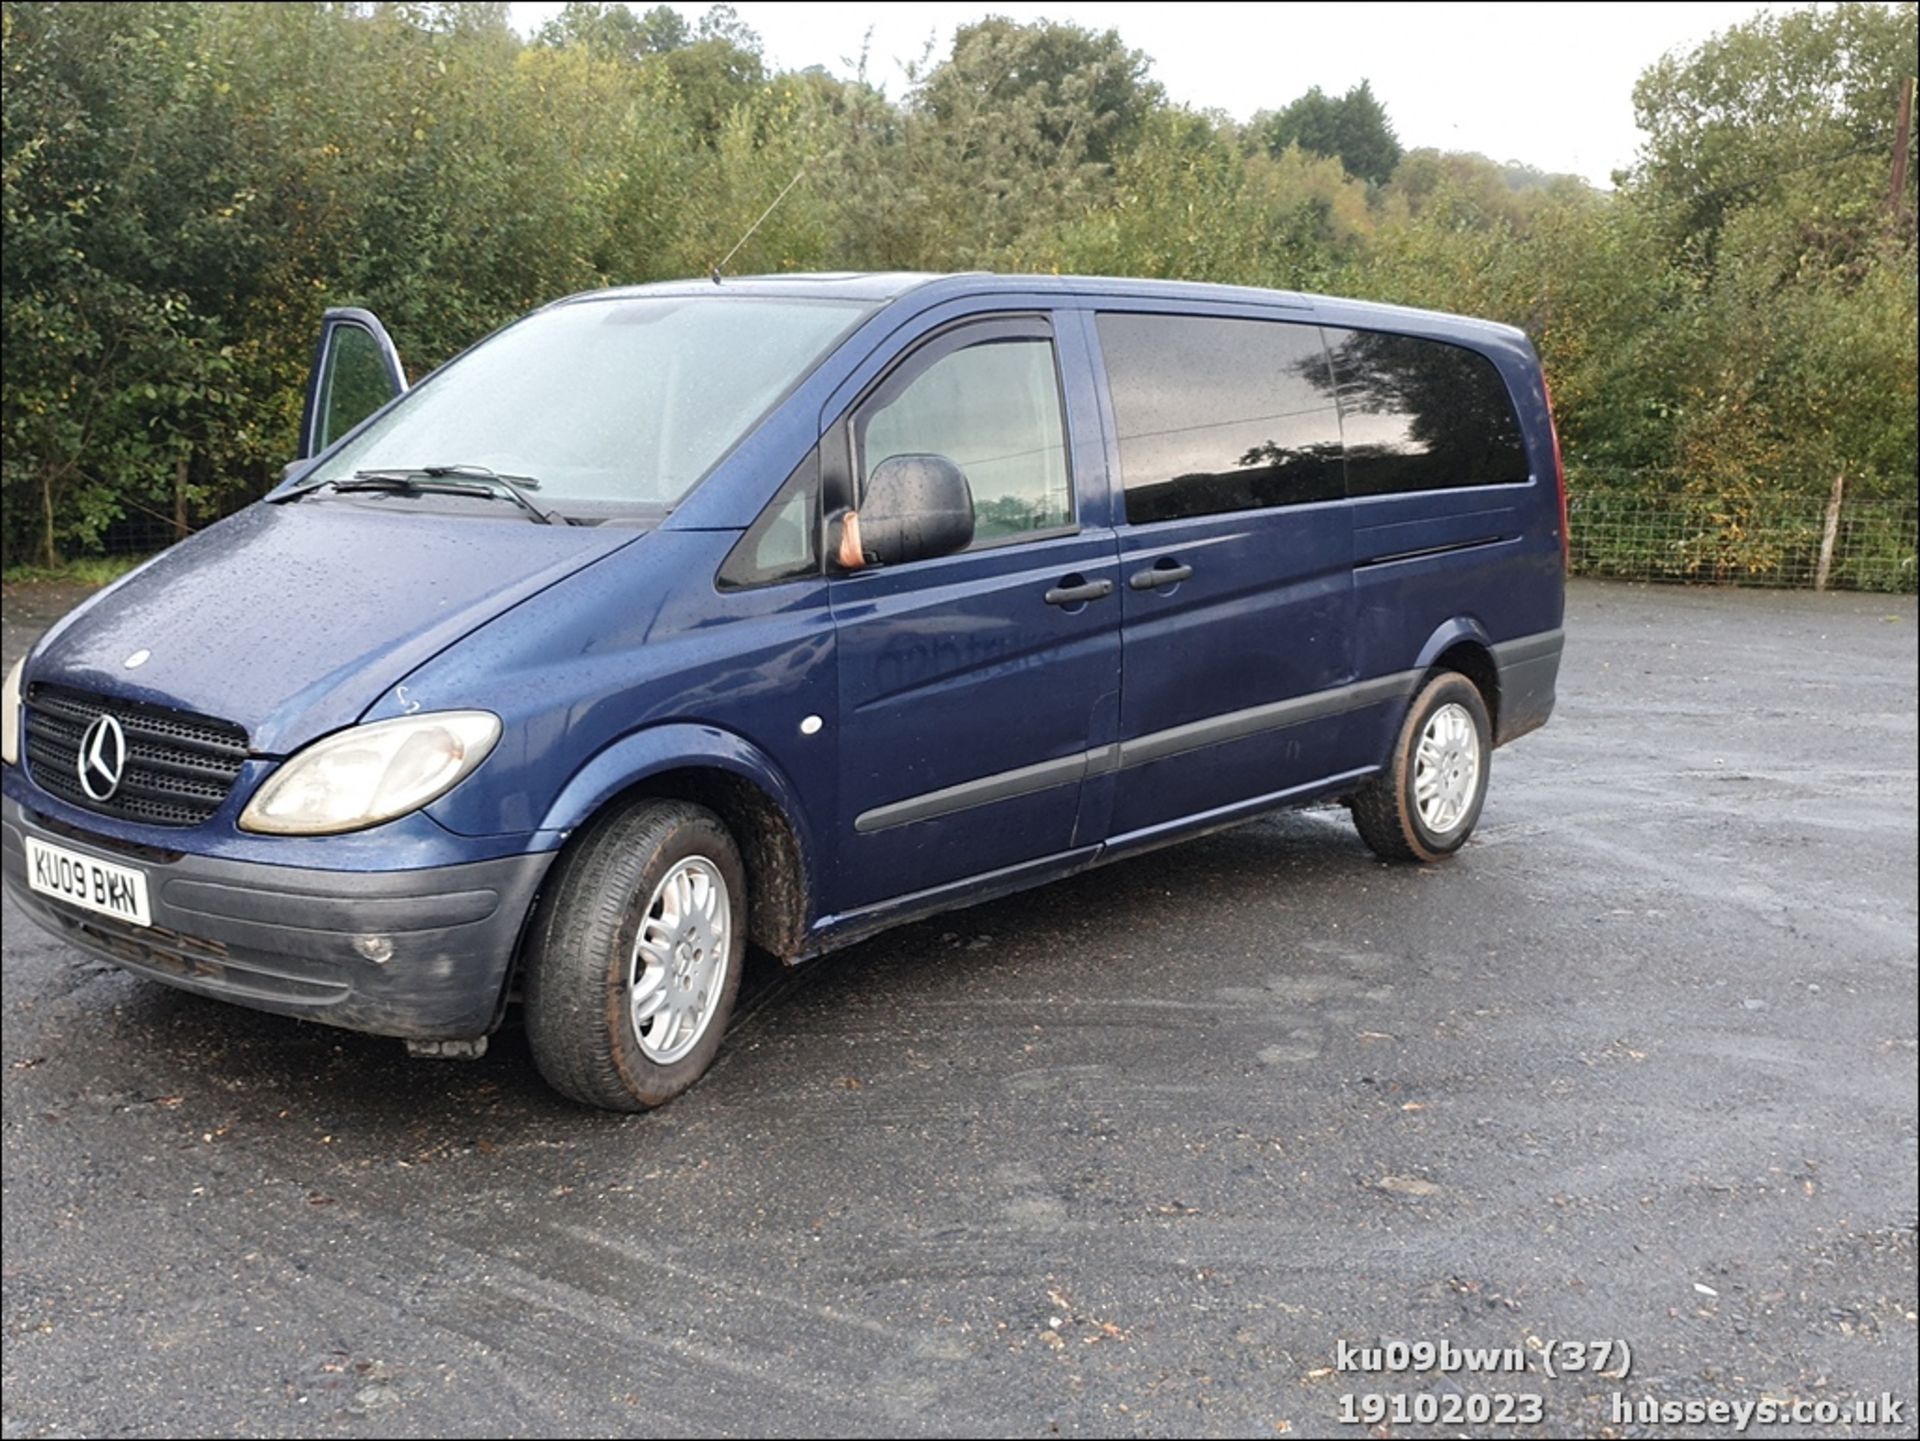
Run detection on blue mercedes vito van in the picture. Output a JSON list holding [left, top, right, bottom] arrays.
[[2, 273, 1565, 1110]]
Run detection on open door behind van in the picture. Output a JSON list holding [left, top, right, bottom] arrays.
[[297, 308, 408, 460]]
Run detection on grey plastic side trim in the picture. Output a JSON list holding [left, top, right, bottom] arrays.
[[1117, 670, 1418, 769], [854, 751, 1091, 833], [853, 671, 1419, 833], [1491, 628, 1565, 668]]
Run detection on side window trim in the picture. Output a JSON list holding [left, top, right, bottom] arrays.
[[828, 313, 1079, 561]]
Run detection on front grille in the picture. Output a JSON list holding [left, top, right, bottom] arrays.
[[24, 683, 249, 827]]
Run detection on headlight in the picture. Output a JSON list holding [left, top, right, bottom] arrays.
[[1, 658, 23, 767], [239, 711, 500, 835]]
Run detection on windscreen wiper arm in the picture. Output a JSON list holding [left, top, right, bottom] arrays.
[[401, 465, 555, 525], [282, 465, 557, 524]]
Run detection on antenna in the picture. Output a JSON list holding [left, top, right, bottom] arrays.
[[710, 166, 807, 284]]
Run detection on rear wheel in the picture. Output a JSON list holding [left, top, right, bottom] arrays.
[[1351, 672, 1491, 862], [524, 799, 745, 1111]]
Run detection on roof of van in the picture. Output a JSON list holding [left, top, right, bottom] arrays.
[[562, 271, 1528, 343]]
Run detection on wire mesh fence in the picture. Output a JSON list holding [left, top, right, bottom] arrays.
[[95, 507, 191, 560], [1567, 481, 1917, 592]]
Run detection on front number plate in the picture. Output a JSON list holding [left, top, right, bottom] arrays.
[[24, 837, 152, 927]]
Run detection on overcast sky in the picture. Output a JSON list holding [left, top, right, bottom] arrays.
[[507, 1, 1777, 186]]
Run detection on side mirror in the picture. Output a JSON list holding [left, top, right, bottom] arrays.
[[856, 453, 974, 566]]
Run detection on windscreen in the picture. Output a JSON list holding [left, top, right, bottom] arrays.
[[309, 295, 869, 509]]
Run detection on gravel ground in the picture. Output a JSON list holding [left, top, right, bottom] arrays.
[[2, 577, 1915, 1438]]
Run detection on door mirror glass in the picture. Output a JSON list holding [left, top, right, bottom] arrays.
[[856, 454, 975, 566], [298, 308, 407, 460]]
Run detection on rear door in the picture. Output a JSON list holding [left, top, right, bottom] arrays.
[[297, 307, 408, 460], [825, 313, 1121, 914], [1089, 309, 1362, 848]]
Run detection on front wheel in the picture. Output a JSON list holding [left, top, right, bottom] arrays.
[[1351, 672, 1492, 862], [524, 799, 746, 1111]]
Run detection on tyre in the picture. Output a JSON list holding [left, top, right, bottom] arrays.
[[524, 799, 746, 1111], [1351, 671, 1492, 863]]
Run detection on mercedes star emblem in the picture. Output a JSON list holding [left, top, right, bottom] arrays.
[[77, 714, 129, 801]]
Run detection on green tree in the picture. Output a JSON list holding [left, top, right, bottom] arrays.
[[2, 3, 241, 563], [537, 2, 766, 137], [536, 2, 688, 60], [851, 18, 1142, 268], [1255, 79, 1402, 186], [1384, 148, 1592, 231], [661, 6, 767, 136], [920, 17, 1162, 169], [1630, 2, 1919, 243], [1043, 109, 1369, 290], [1617, 2, 1918, 525]]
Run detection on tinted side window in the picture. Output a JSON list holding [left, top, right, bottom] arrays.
[[1096, 312, 1343, 525], [717, 450, 819, 589], [1323, 328, 1528, 495], [857, 337, 1071, 546]]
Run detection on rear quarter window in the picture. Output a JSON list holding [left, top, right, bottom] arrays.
[[1323, 328, 1529, 495]]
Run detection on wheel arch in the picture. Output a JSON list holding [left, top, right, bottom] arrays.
[[539, 724, 814, 960], [1411, 619, 1500, 738]]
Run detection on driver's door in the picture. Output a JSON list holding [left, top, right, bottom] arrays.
[[297, 307, 408, 460], [824, 314, 1122, 918]]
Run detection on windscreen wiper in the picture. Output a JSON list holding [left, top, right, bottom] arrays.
[[414, 463, 544, 492], [281, 464, 557, 524]]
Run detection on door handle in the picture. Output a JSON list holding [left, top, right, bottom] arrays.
[[1128, 561, 1193, 591], [1044, 577, 1115, 607]]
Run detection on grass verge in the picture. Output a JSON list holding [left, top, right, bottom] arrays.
[[2, 555, 150, 588]]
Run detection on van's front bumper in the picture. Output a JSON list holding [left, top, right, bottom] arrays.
[[1, 797, 553, 1040]]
